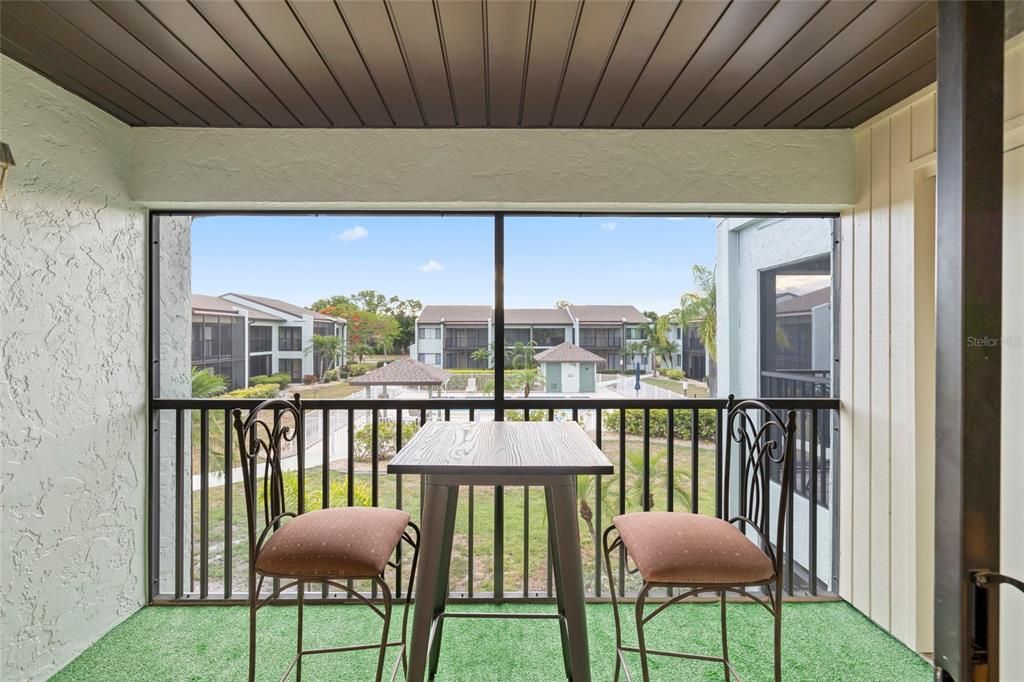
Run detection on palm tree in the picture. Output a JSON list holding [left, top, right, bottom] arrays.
[[506, 340, 537, 370], [306, 334, 344, 380], [676, 264, 717, 361], [349, 341, 373, 364], [191, 367, 227, 398], [623, 341, 645, 372], [641, 316, 676, 376], [471, 343, 495, 367], [379, 335, 394, 361]]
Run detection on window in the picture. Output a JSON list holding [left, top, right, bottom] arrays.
[[759, 254, 832, 399], [249, 325, 271, 353], [249, 354, 271, 377], [579, 328, 622, 348], [418, 353, 441, 365], [279, 326, 302, 352], [279, 358, 302, 382], [314, 321, 335, 337], [190, 314, 246, 389], [504, 328, 531, 345], [625, 327, 646, 340], [445, 327, 487, 349], [532, 327, 566, 347], [419, 327, 440, 340]]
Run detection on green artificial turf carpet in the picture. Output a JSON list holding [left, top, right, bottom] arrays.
[[53, 602, 931, 681]]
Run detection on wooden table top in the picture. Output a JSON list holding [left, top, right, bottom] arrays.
[[387, 421, 614, 476]]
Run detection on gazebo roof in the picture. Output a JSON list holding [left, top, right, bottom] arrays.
[[349, 358, 452, 386], [534, 343, 606, 364]]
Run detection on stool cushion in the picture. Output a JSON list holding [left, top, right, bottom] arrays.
[[613, 511, 773, 585], [256, 507, 410, 579]]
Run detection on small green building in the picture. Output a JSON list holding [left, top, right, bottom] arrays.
[[534, 342, 605, 394]]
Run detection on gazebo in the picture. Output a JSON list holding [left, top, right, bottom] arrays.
[[349, 357, 452, 398], [534, 342, 605, 394]]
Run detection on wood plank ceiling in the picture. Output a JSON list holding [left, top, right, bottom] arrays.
[[0, 0, 951, 129]]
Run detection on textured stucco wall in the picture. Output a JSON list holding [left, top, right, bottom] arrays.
[[156, 215, 192, 594], [0, 57, 146, 680], [130, 127, 854, 211]]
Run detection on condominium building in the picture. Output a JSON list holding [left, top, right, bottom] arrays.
[[191, 293, 346, 389], [408, 304, 701, 374]]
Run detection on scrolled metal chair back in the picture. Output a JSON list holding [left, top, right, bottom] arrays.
[[722, 394, 796, 570], [232, 394, 304, 556]]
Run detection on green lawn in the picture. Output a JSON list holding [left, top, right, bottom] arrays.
[[294, 382, 364, 399], [187, 433, 718, 598], [642, 376, 711, 398]]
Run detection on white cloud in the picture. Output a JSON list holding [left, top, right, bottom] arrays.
[[600, 221, 617, 232], [418, 259, 444, 273], [335, 225, 368, 241]]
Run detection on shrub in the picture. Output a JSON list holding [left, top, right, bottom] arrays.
[[445, 372, 493, 391], [302, 374, 318, 385], [376, 360, 387, 368], [223, 383, 281, 399], [346, 363, 375, 377], [601, 408, 717, 441], [250, 373, 291, 390], [353, 421, 421, 461], [503, 409, 549, 422], [323, 368, 340, 382], [660, 368, 685, 380], [267, 471, 373, 511]]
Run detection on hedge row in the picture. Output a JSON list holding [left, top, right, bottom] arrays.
[[249, 373, 291, 389], [223, 383, 281, 399], [601, 408, 717, 441]]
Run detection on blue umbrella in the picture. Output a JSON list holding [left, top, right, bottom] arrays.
[[634, 362, 641, 397]]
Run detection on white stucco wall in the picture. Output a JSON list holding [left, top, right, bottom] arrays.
[[0, 57, 146, 680], [156, 215, 192, 595], [129, 127, 853, 211]]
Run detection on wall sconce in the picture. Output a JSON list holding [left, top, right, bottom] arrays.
[[0, 142, 15, 198]]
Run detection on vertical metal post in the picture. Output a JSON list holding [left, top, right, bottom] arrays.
[[935, 3, 1004, 679], [691, 409, 699, 514], [174, 408, 185, 599], [810, 409, 819, 596], [199, 410, 209, 599], [594, 409, 603, 597], [642, 409, 651, 511], [223, 409, 233, 600], [147, 214, 161, 602], [493, 213, 505, 601]]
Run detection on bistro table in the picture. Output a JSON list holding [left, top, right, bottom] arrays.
[[388, 420, 613, 682]]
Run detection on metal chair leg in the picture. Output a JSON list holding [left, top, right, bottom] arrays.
[[603, 527, 625, 682], [773, 582, 783, 682], [720, 590, 730, 682], [400, 523, 420, 679], [634, 584, 652, 682], [248, 573, 258, 682], [296, 582, 304, 681], [375, 578, 393, 682]]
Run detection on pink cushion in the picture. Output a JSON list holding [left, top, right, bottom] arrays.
[[613, 511, 774, 585]]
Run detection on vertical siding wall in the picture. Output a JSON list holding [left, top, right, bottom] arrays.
[[839, 37, 1024, 665]]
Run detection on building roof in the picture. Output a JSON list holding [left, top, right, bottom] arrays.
[[418, 305, 492, 324], [349, 358, 452, 386], [775, 287, 831, 315], [192, 294, 242, 315], [223, 293, 343, 323], [506, 308, 573, 325], [567, 305, 649, 324], [534, 342, 606, 364]]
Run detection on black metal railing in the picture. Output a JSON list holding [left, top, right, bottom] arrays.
[[149, 396, 839, 605]]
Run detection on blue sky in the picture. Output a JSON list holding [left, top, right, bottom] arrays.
[[191, 214, 717, 314]]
